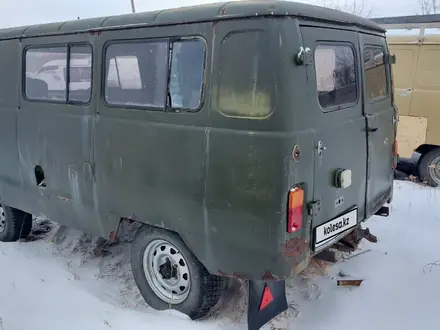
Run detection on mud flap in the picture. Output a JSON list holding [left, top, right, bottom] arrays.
[[247, 280, 288, 330]]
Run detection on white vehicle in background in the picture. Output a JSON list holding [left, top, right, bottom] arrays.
[[34, 58, 91, 92]]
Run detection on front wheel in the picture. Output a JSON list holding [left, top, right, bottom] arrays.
[[417, 148, 440, 187], [131, 225, 225, 319], [0, 204, 33, 242]]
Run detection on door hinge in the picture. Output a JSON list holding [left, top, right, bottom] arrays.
[[317, 140, 326, 156], [308, 200, 321, 216], [296, 46, 313, 65]]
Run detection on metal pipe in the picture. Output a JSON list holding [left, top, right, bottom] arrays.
[[371, 14, 440, 39]]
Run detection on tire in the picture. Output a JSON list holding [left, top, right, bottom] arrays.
[[131, 225, 224, 320], [0, 204, 33, 242], [417, 147, 440, 187]]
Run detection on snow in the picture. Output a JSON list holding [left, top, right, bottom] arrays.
[[0, 180, 438, 330]]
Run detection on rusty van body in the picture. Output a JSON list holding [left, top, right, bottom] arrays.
[[0, 1, 395, 328]]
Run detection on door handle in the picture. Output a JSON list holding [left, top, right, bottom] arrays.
[[367, 127, 379, 133]]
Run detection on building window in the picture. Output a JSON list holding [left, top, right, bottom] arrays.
[[104, 38, 205, 111], [315, 44, 357, 110], [217, 30, 273, 118], [364, 46, 388, 101], [24, 44, 92, 103]]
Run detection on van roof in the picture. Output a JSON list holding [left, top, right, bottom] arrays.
[[0, 0, 384, 40]]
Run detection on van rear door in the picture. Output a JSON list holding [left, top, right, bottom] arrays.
[[359, 34, 395, 217], [300, 26, 367, 251]]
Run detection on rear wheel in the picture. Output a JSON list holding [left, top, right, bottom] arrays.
[[131, 225, 225, 319], [0, 204, 33, 242], [418, 147, 440, 187]]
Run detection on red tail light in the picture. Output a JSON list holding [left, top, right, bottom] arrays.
[[287, 187, 304, 233]]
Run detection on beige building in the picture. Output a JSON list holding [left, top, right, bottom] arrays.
[[373, 15, 440, 186]]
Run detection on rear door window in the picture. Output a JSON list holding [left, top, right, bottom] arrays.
[[314, 44, 357, 110], [363, 46, 388, 101]]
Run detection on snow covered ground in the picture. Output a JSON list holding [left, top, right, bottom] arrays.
[[0, 180, 438, 330]]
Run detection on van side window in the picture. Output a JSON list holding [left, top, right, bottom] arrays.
[[68, 45, 92, 103], [217, 30, 273, 118], [364, 46, 387, 101], [24, 45, 93, 103], [25, 46, 68, 102], [169, 40, 205, 110], [315, 44, 357, 110], [104, 41, 168, 108], [104, 39, 205, 111]]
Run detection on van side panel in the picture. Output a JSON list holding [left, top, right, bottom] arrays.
[[94, 23, 213, 259], [0, 39, 21, 207], [17, 34, 98, 233], [205, 18, 312, 279], [280, 18, 315, 274]]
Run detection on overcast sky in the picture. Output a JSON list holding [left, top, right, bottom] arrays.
[[0, 0, 421, 29]]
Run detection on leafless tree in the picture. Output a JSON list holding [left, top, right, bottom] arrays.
[[418, 0, 440, 14], [333, 47, 355, 88], [320, 0, 373, 17]]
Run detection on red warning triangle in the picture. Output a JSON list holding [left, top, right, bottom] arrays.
[[259, 284, 274, 311]]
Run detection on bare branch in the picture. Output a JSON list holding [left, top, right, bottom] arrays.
[[418, 0, 440, 14], [320, 0, 374, 17]]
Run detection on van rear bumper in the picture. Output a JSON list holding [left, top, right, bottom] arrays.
[[206, 187, 393, 281], [312, 186, 392, 255]]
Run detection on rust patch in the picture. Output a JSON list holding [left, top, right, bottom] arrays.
[[88, 30, 102, 35], [262, 271, 281, 281], [282, 237, 309, 258], [363, 228, 378, 243], [337, 279, 363, 287], [282, 238, 311, 276], [108, 230, 118, 243]]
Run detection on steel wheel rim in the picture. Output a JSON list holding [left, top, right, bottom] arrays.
[[429, 156, 440, 185], [142, 239, 191, 304], [0, 204, 5, 234]]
